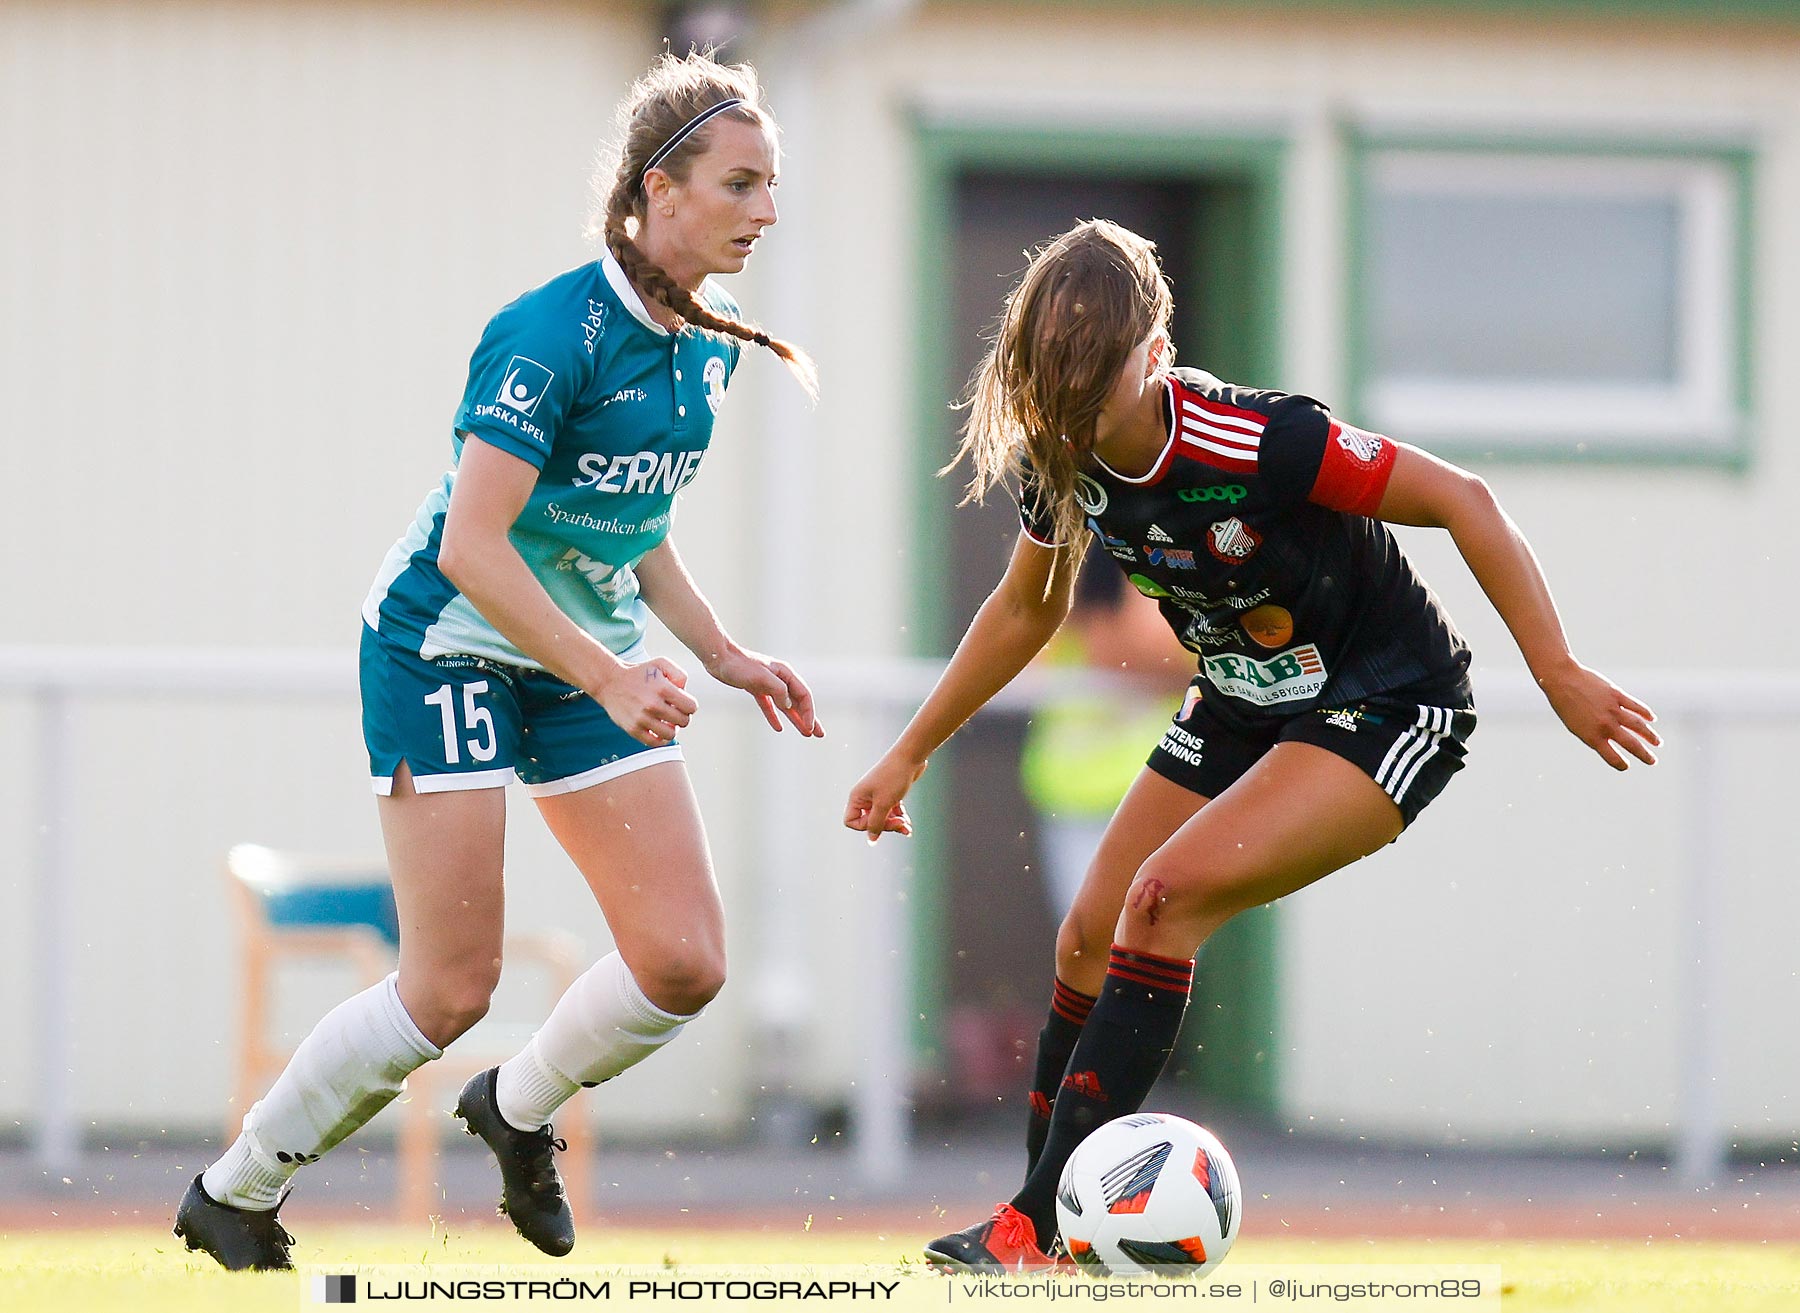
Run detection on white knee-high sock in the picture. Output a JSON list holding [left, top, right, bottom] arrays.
[[203, 972, 441, 1209], [495, 952, 699, 1132]]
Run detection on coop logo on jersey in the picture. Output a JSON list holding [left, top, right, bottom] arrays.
[[1075, 474, 1108, 516], [1334, 422, 1385, 463], [1178, 484, 1248, 505], [1202, 644, 1328, 706], [573, 448, 705, 495], [1207, 517, 1262, 564], [703, 356, 727, 414], [494, 356, 554, 418]]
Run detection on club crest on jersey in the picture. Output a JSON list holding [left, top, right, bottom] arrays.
[[1207, 517, 1262, 564], [496, 356, 553, 418], [1334, 422, 1385, 463], [1075, 474, 1108, 516], [704, 356, 727, 415], [1202, 644, 1328, 706]]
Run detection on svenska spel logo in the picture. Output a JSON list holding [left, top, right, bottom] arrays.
[[313, 1272, 356, 1303], [496, 356, 554, 417]]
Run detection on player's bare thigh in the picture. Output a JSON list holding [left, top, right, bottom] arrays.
[[1055, 767, 1210, 994], [1118, 741, 1403, 961], [378, 761, 509, 1049], [534, 760, 725, 1017]]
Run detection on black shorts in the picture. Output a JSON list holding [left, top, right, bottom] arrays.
[[1146, 681, 1476, 828]]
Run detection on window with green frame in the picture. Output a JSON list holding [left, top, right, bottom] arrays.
[[1351, 141, 1751, 464]]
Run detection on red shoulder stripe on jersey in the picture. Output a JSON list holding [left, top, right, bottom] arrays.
[[1180, 396, 1267, 437], [1176, 431, 1259, 474], [1310, 419, 1398, 516], [1169, 378, 1266, 473], [1176, 392, 1269, 430], [1181, 414, 1265, 450]]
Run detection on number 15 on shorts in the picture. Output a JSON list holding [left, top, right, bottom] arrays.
[[424, 681, 498, 764]]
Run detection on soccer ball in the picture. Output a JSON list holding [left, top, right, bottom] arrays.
[[1055, 1112, 1241, 1278]]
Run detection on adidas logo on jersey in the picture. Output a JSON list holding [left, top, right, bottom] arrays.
[[1146, 523, 1173, 543]]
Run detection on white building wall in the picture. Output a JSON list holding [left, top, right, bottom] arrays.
[[0, 0, 774, 1140], [3, 0, 1798, 1153], [841, 6, 1800, 1149]]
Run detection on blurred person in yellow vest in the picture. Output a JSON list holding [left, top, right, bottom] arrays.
[[1021, 549, 1190, 914]]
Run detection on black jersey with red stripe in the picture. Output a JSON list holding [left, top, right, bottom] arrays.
[[1018, 367, 1472, 729]]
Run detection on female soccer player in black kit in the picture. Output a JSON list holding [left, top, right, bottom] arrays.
[[844, 219, 1660, 1272]]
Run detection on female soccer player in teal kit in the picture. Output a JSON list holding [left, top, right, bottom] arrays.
[[177, 52, 821, 1269]]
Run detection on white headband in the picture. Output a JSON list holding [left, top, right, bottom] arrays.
[[640, 98, 746, 182]]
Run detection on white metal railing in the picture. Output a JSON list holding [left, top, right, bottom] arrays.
[[4, 646, 1796, 1188]]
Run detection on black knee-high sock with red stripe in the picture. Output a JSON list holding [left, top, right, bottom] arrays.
[[1024, 979, 1097, 1175], [1009, 945, 1193, 1247]]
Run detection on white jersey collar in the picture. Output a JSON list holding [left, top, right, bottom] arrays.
[[601, 249, 669, 337]]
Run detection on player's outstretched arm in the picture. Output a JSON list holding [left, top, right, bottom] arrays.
[[1374, 444, 1660, 771], [844, 533, 1079, 842], [636, 538, 822, 737]]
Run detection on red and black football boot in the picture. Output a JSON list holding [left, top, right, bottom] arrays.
[[924, 1203, 1058, 1274]]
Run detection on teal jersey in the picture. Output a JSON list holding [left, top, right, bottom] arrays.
[[363, 252, 742, 667]]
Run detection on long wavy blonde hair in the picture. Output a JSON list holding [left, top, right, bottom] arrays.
[[949, 220, 1173, 584]]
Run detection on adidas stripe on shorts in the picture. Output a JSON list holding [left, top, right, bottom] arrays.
[[1147, 685, 1476, 828]]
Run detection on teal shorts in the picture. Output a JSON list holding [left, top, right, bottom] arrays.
[[359, 625, 681, 796]]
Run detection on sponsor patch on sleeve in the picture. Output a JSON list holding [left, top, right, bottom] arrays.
[[1309, 420, 1396, 516]]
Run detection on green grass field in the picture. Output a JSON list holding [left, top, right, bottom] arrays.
[[3, 1225, 1799, 1313]]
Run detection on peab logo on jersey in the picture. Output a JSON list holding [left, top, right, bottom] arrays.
[[1203, 644, 1328, 706], [1207, 517, 1262, 564], [704, 356, 727, 414], [496, 356, 554, 418]]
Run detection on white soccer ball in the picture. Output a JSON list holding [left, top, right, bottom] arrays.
[[1055, 1112, 1242, 1278]]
